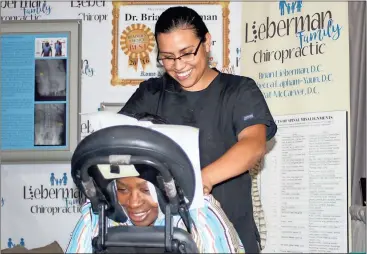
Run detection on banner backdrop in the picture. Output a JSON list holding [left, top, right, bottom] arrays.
[[241, 1, 351, 253], [0, 1, 243, 251], [1, 164, 85, 250], [241, 1, 350, 115]]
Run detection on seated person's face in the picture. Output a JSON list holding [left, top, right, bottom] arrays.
[[116, 177, 159, 226]]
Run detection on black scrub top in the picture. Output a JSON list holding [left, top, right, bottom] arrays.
[[119, 69, 277, 253]]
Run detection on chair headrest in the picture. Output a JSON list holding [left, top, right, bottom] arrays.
[[71, 124, 196, 219]]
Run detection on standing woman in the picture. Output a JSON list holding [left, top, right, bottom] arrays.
[[119, 6, 277, 253]]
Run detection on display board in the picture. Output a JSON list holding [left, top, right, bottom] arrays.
[[1, 20, 82, 162], [260, 110, 349, 253], [240, 1, 351, 252], [240, 1, 350, 116]]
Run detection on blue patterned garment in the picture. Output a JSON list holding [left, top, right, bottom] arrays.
[[66, 194, 244, 253]]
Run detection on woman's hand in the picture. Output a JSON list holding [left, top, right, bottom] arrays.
[[201, 170, 214, 195], [200, 125, 267, 196]]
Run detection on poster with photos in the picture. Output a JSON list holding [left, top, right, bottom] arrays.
[[1, 33, 69, 150]]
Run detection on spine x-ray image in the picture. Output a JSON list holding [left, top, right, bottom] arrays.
[[34, 104, 66, 146], [35, 59, 67, 101]]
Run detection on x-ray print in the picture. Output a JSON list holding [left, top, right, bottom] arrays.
[[35, 59, 67, 101], [34, 103, 66, 146]]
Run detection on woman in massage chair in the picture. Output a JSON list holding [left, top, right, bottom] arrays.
[[66, 176, 245, 253]]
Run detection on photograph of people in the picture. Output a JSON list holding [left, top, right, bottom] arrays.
[[66, 176, 245, 253], [41, 41, 52, 57], [34, 59, 67, 101], [34, 103, 66, 146], [55, 40, 62, 56]]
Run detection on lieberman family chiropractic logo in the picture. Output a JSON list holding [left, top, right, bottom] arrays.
[[70, 1, 109, 23], [23, 172, 86, 215], [6, 238, 25, 249], [243, 0, 342, 64], [50, 172, 68, 186], [279, 0, 303, 16], [1, 1, 52, 21]]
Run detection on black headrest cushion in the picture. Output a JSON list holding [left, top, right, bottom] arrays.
[[71, 125, 196, 216]]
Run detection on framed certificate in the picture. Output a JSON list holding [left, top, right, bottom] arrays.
[[1, 19, 82, 163], [110, 1, 230, 86]]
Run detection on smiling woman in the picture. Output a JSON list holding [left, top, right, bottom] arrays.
[[118, 6, 277, 253], [116, 177, 159, 226]]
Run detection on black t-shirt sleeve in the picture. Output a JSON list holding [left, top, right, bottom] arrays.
[[232, 77, 277, 141], [118, 79, 158, 117]]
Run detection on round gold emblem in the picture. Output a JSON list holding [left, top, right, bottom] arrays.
[[120, 24, 155, 71]]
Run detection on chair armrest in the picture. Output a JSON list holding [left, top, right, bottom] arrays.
[[102, 225, 199, 253]]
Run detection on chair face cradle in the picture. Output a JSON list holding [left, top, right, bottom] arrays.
[[71, 125, 199, 253]]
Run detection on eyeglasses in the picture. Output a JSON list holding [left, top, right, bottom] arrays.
[[157, 39, 203, 67]]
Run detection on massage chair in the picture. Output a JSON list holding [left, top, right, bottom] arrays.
[[71, 115, 200, 253]]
